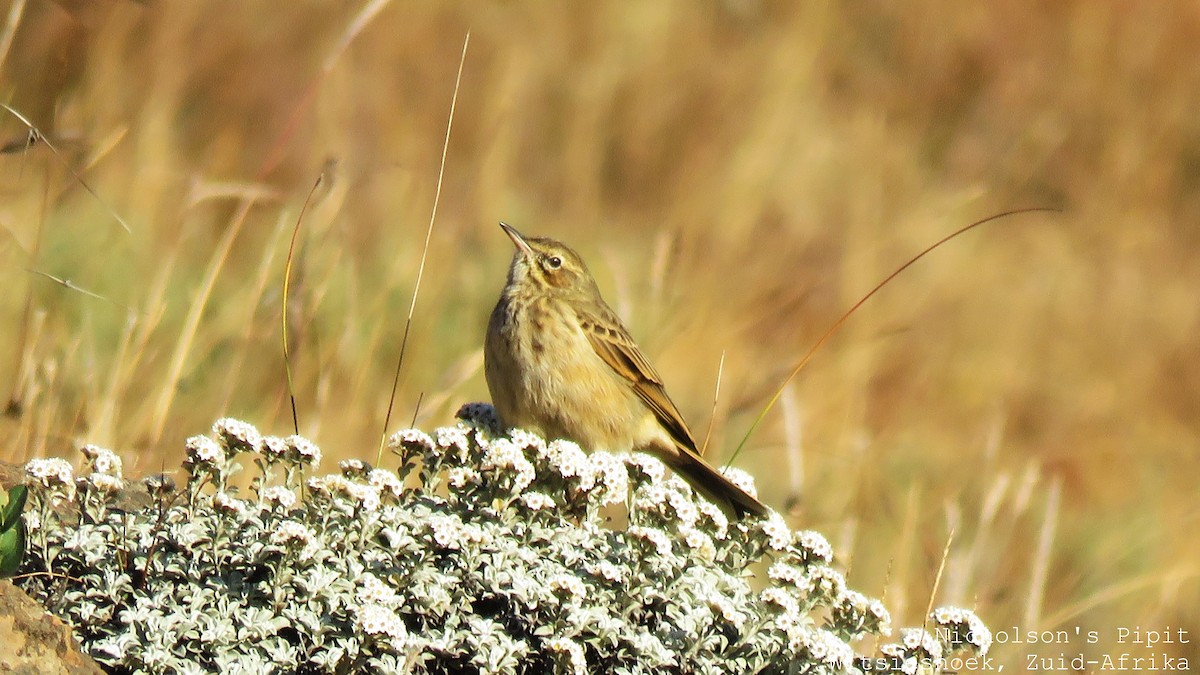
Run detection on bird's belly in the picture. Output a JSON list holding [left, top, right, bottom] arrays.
[[486, 300, 641, 451]]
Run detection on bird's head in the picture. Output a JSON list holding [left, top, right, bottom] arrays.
[[499, 222, 599, 300]]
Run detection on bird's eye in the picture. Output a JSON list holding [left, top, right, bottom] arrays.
[[545, 256, 563, 270]]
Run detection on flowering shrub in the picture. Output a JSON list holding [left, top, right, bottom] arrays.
[[16, 405, 990, 673]]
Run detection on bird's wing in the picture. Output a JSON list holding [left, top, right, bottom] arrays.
[[578, 303, 770, 519], [577, 304, 699, 453]]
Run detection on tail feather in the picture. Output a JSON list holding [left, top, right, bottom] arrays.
[[663, 453, 770, 520]]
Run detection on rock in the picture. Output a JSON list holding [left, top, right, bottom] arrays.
[[0, 579, 103, 674], [0, 463, 103, 673]]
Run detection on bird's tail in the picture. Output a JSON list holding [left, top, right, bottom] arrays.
[[663, 452, 770, 520]]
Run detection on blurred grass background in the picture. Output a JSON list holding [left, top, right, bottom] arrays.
[[1, 0, 1197, 669]]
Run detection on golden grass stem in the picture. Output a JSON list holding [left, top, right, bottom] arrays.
[[1024, 477, 1061, 628], [0, 104, 131, 234], [728, 207, 1060, 465], [699, 350, 726, 457], [94, 311, 138, 449], [148, 202, 253, 445], [378, 30, 470, 464], [1041, 567, 1200, 630], [24, 269, 127, 310], [922, 527, 956, 633], [888, 485, 921, 621], [6, 157, 49, 414], [281, 174, 327, 435], [0, 0, 26, 76], [780, 382, 803, 501], [220, 210, 290, 413]]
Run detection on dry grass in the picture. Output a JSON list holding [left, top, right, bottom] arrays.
[[1, 0, 1197, 668]]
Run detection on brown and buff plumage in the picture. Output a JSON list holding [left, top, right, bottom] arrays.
[[485, 223, 769, 519]]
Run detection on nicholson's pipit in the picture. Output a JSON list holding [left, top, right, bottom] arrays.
[[485, 223, 769, 519]]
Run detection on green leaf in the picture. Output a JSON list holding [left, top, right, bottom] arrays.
[[1, 485, 28, 532], [0, 514, 25, 576]]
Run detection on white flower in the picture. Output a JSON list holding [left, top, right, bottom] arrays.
[[930, 606, 966, 624], [27, 459, 77, 503], [833, 589, 890, 635], [26, 457, 75, 487], [462, 522, 489, 546], [507, 428, 546, 453], [262, 435, 288, 459], [696, 500, 729, 539], [588, 451, 629, 505], [520, 492, 557, 511], [436, 426, 471, 459], [965, 612, 992, 653], [339, 458, 369, 476], [271, 521, 314, 548], [285, 435, 321, 467], [212, 418, 263, 454], [768, 561, 810, 589], [306, 476, 328, 494], [635, 483, 672, 511], [368, 468, 404, 499], [791, 627, 855, 669], [795, 529, 833, 563], [870, 599, 893, 636], [809, 565, 847, 599], [260, 486, 297, 509], [309, 474, 351, 497], [545, 638, 587, 675], [627, 453, 666, 482], [347, 482, 382, 512], [447, 467, 480, 489], [212, 491, 248, 516], [589, 560, 624, 583], [709, 595, 745, 628], [666, 487, 700, 527], [761, 587, 800, 615], [901, 628, 943, 659], [482, 438, 520, 467], [142, 473, 175, 495], [481, 438, 535, 492], [839, 589, 868, 610], [931, 606, 991, 654], [428, 514, 466, 549], [357, 573, 400, 607], [548, 574, 586, 600], [390, 428, 434, 453], [357, 604, 409, 642], [185, 435, 224, 469], [81, 445, 123, 477], [679, 526, 715, 561], [718, 466, 759, 498], [762, 512, 791, 551], [628, 526, 672, 557], [85, 473, 124, 493], [546, 439, 595, 490]]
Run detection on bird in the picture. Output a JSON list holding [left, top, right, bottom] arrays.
[[484, 222, 769, 519]]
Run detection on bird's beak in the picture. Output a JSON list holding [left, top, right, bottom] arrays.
[[499, 222, 535, 258]]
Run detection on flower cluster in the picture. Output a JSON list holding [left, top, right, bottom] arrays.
[[15, 405, 990, 673]]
